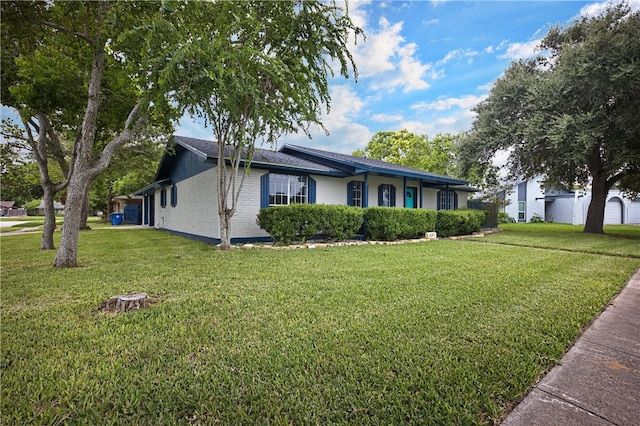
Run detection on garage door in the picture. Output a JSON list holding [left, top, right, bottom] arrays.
[[604, 198, 623, 224]]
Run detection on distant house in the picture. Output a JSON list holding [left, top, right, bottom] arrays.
[[136, 136, 477, 244], [503, 177, 640, 225], [0, 201, 27, 217], [35, 200, 65, 216]]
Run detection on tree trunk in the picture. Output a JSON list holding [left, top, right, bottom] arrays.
[[584, 175, 608, 234], [80, 191, 91, 230], [219, 211, 233, 250], [54, 172, 91, 267], [40, 185, 57, 250]]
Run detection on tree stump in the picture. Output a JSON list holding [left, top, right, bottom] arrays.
[[98, 292, 148, 313]]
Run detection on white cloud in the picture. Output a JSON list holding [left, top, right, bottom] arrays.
[[277, 84, 372, 153], [500, 39, 542, 60], [439, 48, 479, 65], [580, 0, 640, 17], [411, 95, 485, 112], [349, 12, 432, 93], [371, 113, 404, 122], [400, 108, 477, 136]]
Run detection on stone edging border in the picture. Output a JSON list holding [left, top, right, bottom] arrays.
[[227, 228, 503, 250]]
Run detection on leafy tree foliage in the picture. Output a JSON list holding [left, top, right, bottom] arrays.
[[1, 120, 43, 205], [354, 129, 457, 176], [150, 1, 362, 249], [458, 2, 640, 233]]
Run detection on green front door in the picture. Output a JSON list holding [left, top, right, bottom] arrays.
[[405, 187, 416, 208]]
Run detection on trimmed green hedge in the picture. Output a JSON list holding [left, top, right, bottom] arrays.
[[364, 207, 436, 241], [257, 204, 363, 245], [258, 205, 486, 244], [435, 209, 486, 238]]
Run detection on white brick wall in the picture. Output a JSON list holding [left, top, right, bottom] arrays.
[[315, 175, 350, 205], [155, 168, 218, 238], [422, 188, 439, 210], [229, 170, 270, 239], [154, 167, 471, 241]]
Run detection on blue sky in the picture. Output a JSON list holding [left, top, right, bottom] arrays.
[[178, 0, 640, 154]]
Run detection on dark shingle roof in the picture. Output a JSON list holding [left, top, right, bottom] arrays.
[[169, 136, 472, 187], [173, 136, 344, 175], [281, 144, 468, 185]]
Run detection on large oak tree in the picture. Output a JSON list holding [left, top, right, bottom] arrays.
[[458, 2, 640, 233]]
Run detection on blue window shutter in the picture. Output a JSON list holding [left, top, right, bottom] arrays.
[[260, 174, 269, 208], [437, 190, 442, 210], [390, 185, 396, 207], [347, 181, 354, 205], [160, 188, 167, 208], [378, 185, 384, 206], [308, 177, 316, 204], [171, 184, 177, 207], [454, 192, 458, 209]]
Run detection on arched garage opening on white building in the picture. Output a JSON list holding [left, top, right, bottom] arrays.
[[604, 197, 624, 224]]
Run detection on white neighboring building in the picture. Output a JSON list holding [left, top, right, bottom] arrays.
[[504, 177, 640, 225]]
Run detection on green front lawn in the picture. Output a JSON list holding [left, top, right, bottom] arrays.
[[2, 226, 638, 424], [479, 223, 640, 258]]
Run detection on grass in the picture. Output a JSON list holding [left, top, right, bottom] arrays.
[[476, 223, 640, 258], [1, 225, 639, 425]]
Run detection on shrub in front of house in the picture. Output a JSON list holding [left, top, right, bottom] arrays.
[[435, 209, 486, 237], [364, 207, 437, 241], [257, 204, 363, 244]]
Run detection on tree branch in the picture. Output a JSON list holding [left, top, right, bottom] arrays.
[[88, 105, 148, 180], [41, 20, 95, 44]]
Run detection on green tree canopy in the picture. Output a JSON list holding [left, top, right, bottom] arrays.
[[458, 2, 640, 233], [353, 129, 457, 176]]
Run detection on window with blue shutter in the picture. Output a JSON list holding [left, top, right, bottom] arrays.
[[260, 173, 313, 207], [347, 181, 363, 207], [437, 190, 457, 210], [378, 184, 395, 207]]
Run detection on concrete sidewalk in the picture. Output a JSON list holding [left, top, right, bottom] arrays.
[[502, 268, 640, 426]]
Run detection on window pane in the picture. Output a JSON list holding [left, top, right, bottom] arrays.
[[352, 181, 362, 207], [269, 174, 308, 206]]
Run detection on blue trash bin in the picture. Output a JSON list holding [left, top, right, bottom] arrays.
[[110, 213, 123, 226]]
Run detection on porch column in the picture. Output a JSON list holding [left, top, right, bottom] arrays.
[[403, 177, 408, 207], [419, 179, 423, 209], [143, 195, 149, 225], [363, 174, 369, 208], [446, 184, 450, 210]]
